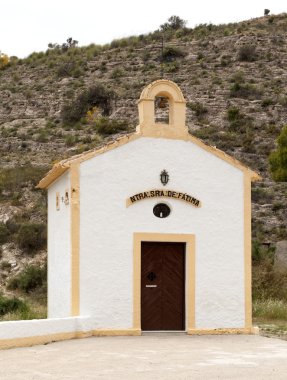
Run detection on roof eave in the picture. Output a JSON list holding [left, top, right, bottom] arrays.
[[36, 164, 69, 189]]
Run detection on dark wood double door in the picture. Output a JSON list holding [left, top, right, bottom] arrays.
[[141, 242, 185, 331]]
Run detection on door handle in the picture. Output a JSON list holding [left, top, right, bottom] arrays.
[[145, 285, 157, 288]]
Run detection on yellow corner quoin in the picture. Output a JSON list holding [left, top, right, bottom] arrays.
[[133, 233, 195, 331], [70, 163, 80, 316], [126, 189, 201, 208], [244, 173, 252, 329], [36, 80, 261, 190]]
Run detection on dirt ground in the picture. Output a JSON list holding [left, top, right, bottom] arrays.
[[1, 334, 287, 379]]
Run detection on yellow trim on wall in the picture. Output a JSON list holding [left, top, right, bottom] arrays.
[[70, 163, 80, 316], [92, 329, 141, 337], [188, 327, 258, 335], [0, 332, 77, 350], [0, 329, 141, 350], [244, 174, 252, 328], [133, 232, 195, 331]]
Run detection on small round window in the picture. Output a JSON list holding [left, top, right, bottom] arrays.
[[153, 203, 171, 218]]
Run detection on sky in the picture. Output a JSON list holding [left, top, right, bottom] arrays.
[[0, 0, 286, 58]]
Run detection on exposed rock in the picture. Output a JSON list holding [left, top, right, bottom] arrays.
[[0, 204, 21, 224]]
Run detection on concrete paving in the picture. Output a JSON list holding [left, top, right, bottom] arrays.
[[1, 334, 287, 379]]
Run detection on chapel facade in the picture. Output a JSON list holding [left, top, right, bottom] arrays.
[[38, 80, 260, 334]]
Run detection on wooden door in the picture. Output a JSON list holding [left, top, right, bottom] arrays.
[[141, 242, 185, 331]]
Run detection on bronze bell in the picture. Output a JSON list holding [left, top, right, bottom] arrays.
[[156, 96, 168, 109]]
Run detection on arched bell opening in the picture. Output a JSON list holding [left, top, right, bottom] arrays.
[[137, 80, 187, 137], [154, 95, 170, 124]]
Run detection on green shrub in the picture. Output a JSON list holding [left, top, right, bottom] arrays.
[[110, 68, 123, 79], [252, 240, 275, 264], [0, 295, 29, 316], [268, 16, 275, 24], [229, 71, 245, 84], [0, 223, 9, 244], [48, 37, 78, 52], [16, 223, 46, 251], [164, 62, 179, 73], [230, 82, 262, 100], [57, 60, 85, 78], [188, 102, 208, 117], [261, 98, 274, 107], [227, 106, 240, 122], [35, 130, 49, 143], [162, 46, 185, 62], [160, 15, 186, 31], [94, 117, 129, 135], [197, 52, 205, 61], [238, 44, 258, 62], [7, 265, 47, 293], [251, 187, 273, 204], [272, 202, 284, 212], [65, 134, 78, 146], [226, 106, 253, 133], [269, 125, 287, 181], [61, 83, 114, 125], [242, 129, 256, 153]]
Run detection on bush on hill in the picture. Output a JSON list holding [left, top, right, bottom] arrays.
[[16, 223, 46, 251], [7, 265, 47, 293], [238, 44, 258, 62], [161, 46, 186, 62], [61, 84, 114, 125], [0, 223, 9, 244], [0, 295, 28, 316]]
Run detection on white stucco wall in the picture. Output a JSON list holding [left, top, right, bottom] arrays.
[[0, 316, 93, 340], [48, 172, 71, 318], [79, 137, 245, 329]]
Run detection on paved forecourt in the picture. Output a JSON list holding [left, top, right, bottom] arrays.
[[1, 334, 287, 379]]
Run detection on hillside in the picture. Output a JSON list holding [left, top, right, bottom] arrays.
[[0, 13, 286, 319]]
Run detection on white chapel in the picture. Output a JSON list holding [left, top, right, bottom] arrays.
[[38, 80, 260, 335]]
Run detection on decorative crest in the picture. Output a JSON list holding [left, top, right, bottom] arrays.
[[160, 170, 169, 186]]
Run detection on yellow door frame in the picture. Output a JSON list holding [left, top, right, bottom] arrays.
[[133, 232, 196, 332]]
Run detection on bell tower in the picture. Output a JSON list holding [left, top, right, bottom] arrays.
[[137, 79, 188, 139]]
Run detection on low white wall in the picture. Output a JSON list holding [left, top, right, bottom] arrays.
[[0, 316, 143, 349], [0, 316, 94, 343]]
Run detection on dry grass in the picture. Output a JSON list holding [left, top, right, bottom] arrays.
[[0, 292, 47, 321], [253, 298, 287, 321]]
